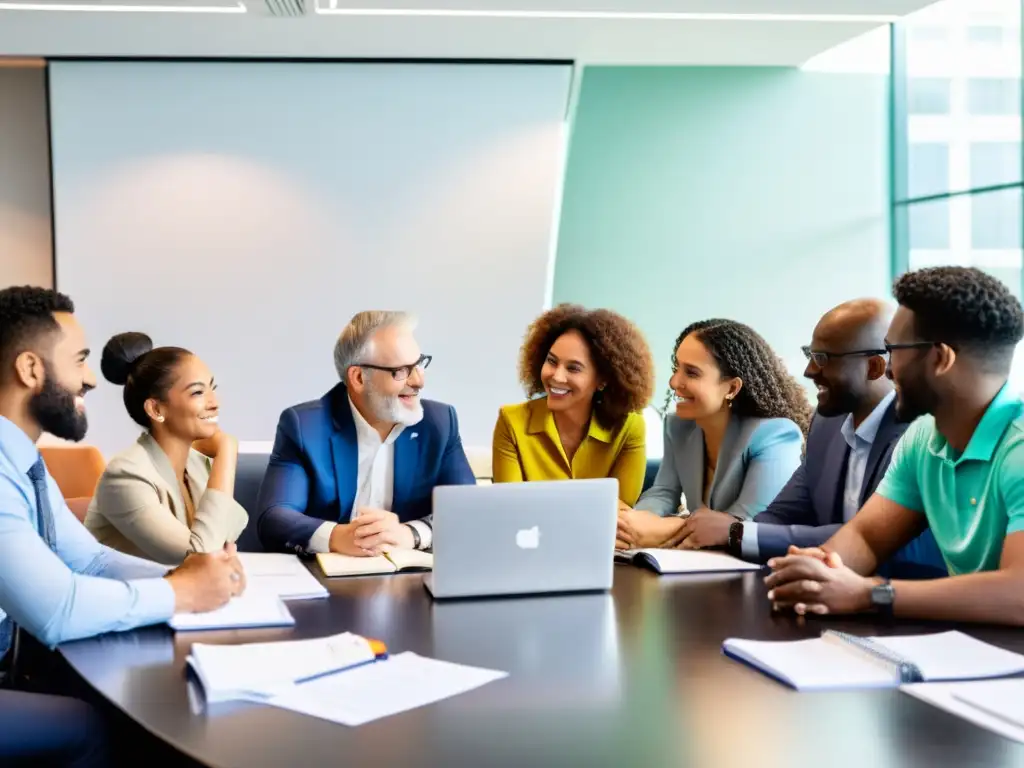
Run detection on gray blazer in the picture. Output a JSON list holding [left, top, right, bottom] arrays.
[[85, 432, 249, 565], [635, 414, 803, 520]]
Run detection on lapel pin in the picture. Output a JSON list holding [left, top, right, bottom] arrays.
[[410, 433, 419, 440]]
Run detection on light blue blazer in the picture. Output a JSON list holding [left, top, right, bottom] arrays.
[[635, 414, 803, 520]]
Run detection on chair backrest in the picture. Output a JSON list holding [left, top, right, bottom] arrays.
[[234, 452, 271, 552], [39, 445, 106, 499], [66, 497, 91, 523]]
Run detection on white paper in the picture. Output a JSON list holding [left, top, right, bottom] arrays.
[[871, 631, 1024, 681], [266, 652, 507, 726], [952, 679, 1024, 729], [724, 637, 897, 690], [724, 631, 1024, 691], [187, 632, 377, 703], [238, 553, 328, 600], [169, 592, 295, 631], [637, 549, 762, 574], [903, 682, 1024, 745]]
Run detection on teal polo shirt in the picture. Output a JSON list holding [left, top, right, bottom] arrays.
[[876, 385, 1024, 575]]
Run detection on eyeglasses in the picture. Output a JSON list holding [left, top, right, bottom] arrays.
[[356, 354, 432, 381], [884, 341, 937, 355], [801, 346, 886, 368]]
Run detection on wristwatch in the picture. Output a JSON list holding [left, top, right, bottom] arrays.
[[404, 523, 422, 550], [870, 579, 895, 617], [727, 521, 744, 558]]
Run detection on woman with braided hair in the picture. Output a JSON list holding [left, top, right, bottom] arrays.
[[619, 318, 811, 551]]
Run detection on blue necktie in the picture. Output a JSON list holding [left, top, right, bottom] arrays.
[[0, 459, 57, 662]]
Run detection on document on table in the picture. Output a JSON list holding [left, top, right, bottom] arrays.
[[903, 679, 1024, 745], [169, 592, 296, 631], [187, 632, 384, 703], [238, 553, 329, 600], [266, 652, 507, 726]]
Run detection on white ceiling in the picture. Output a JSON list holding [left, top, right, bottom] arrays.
[[0, 0, 938, 64]]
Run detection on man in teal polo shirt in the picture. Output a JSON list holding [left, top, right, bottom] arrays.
[[765, 266, 1024, 624]]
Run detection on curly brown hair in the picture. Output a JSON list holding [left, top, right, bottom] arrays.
[[519, 304, 656, 427], [671, 318, 812, 436]]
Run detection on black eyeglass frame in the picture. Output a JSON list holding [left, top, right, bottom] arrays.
[[355, 354, 432, 381]]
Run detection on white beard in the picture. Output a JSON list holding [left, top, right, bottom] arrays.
[[365, 385, 424, 427]]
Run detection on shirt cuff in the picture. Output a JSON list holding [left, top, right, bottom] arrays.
[[740, 521, 759, 560], [307, 521, 336, 554], [130, 577, 177, 625], [407, 520, 432, 550]]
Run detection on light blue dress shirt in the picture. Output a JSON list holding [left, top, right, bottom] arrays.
[[0, 416, 175, 648], [838, 390, 895, 522]]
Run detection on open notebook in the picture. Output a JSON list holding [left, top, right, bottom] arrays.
[[723, 630, 1024, 691], [616, 548, 761, 574], [317, 549, 433, 578], [169, 592, 296, 631], [187, 632, 388, 703]]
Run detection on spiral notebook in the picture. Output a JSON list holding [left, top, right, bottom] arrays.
[[723, 630, 1024, 691]]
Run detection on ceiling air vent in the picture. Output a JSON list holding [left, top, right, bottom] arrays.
[[262, 0, 304, 16]]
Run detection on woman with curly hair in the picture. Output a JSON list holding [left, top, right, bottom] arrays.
[[619, 319, 811, 551], [492, 304, 656, 506]]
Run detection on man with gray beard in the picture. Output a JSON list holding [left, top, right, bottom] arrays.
[[256, 311, 475, 555]]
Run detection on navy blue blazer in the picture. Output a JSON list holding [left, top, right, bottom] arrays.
[[255, 383, 475, 553], [752, 400, 945, 576]]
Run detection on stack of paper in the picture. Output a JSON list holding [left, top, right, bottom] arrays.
[[238, 553, 328, 600], [265, 652, 508, 726], [169, 592, 296, 632], [187, 632, 384, 702]]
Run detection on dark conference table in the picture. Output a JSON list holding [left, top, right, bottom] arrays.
[[60, 565, 1024, 768]]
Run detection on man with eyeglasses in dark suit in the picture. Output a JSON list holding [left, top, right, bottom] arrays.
[[256, 311, 475, 556], [725, 298, 944, 578]]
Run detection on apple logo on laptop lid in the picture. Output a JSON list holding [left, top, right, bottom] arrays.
[[515, 526, 540, 550]]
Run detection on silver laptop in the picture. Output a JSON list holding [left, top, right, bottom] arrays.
[[424, 478, 617, 599]]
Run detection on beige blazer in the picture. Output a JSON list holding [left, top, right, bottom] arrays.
[[85, 432, 249, 565]]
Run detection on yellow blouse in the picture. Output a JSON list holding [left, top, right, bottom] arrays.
[[491, 398, 647, 505]]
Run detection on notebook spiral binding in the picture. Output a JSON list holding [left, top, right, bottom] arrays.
[[824, 630, 925, 684]]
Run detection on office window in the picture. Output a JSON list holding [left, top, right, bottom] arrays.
[[905, 198, 952, 250], [908, 143, 951, 198], [893, 0, 1023, 315], [972, 186, 1023, 250], [907, 77, 952, 115], [970, 142, 1022, 189], [967, 78, 1021, 116], [967, 25, 1006, 44]]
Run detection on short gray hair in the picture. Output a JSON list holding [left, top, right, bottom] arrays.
[[334, 310, 417, 381]]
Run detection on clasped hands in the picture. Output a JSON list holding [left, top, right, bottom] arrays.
[[330, 508, 415, 556], [616, 503, 734, 551], [764, 546, 880, 616]]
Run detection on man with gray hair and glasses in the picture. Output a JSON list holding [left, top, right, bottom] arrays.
[[256, 311, 475, 555]]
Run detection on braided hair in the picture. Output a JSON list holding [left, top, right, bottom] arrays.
[[670, 318, 811, 436]]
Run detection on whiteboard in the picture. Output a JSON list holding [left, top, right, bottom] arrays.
[[49, 61, 571, 456]]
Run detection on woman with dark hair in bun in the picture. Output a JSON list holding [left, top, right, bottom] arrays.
[[84, 332, 248, 565]]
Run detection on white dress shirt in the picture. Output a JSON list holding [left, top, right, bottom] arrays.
[[838, 390, 895, 522], [740, 390, 895, 558], [307, 397, 431, 553], [0, 416, 174, 648]]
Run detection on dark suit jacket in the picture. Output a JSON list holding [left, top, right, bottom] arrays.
[[752, 400, 946, 576], [255, 383, 475, 553]]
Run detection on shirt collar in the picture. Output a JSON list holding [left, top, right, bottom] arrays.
[[840, 390, 895, 451], [0, 416, 41, 475], [526, 396, 613, 444], [929, 384, 1023, 465], [348, 396, 404, 446]]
